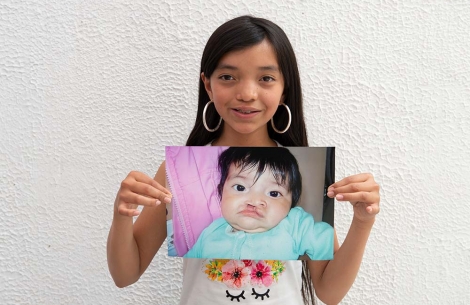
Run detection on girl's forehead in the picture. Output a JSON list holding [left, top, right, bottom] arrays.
[[216, 40, 280, 69]]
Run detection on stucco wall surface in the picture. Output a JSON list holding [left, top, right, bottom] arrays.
[[1, 0, 469, 304]]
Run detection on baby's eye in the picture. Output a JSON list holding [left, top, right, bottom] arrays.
[[219, 75, 234, 81], [233, 184, 246, 192], [269, 191, 282, 198], [260, 76, 275, 82]]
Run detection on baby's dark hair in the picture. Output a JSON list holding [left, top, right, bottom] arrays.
[[217, 147, 302, 208]]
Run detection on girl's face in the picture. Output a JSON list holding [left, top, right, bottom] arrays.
[[220, 163, 292, 233], [202, 39, 284, 138]]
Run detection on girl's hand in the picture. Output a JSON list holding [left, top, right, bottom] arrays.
[[327, 173, 380, 223], [115, 171, 172, 217]]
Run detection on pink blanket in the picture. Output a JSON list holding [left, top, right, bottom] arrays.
[[165, 146, 227, 256]]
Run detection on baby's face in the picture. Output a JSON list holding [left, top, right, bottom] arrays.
[[221, 163, 292, 233]]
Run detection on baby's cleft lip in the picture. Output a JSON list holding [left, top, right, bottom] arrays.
[[239, 208, 263, 218]]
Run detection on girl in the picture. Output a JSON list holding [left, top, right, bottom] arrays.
[[107, 15, 380, 305]]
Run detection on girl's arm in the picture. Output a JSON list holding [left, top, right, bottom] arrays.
[[309, 173, 380, 304], [107, 162, 169, 287]]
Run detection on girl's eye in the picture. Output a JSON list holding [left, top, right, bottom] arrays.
[[233, 184, 246, 192], [219, 75, 234, 81], [269, 191, 281, 198], [260, 76, 275, 82]]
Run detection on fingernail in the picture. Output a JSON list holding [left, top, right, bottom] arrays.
[[156, 200, 161, 205], [163, 197, 171, 204], [336, 194, 344, 200], [327, 191, 334, 197]]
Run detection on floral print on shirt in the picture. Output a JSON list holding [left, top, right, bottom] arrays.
[[203, 259, 286, 289]]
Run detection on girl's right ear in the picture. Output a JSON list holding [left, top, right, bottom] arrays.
[[201, 72, 213, 100]]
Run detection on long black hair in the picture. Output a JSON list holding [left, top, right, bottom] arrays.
[[184, 15, 315, 305], [185, 15, 308, 147]]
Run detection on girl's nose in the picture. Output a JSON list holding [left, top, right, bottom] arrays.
[[236, 81, 258, 102]]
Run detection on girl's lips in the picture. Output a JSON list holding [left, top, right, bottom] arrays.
[[231, 108, 261, 119]]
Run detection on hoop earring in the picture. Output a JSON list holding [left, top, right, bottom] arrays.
[[271, 103, 292, 134], [203, 101, 222, 132]]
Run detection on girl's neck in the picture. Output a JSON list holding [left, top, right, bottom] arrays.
[[211, 125, 277, 147]]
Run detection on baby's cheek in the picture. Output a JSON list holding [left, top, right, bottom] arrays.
[[220, 198, 228, 211], [269, 207, 290, 226], [220, 198, 236, 221]]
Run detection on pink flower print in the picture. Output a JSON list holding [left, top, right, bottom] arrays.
[[242, 260, 253, 267], [250, 261, 273, 287], [222, 260, 251, 289]]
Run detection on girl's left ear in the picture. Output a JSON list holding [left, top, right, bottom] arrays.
[[201, 72, 213, 100]]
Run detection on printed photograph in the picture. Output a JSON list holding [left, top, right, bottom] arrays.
[[165, 146, 335, 260]]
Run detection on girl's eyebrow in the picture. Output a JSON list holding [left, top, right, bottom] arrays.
[[258, 65, 279, 72], [216, 64, 279, 72]]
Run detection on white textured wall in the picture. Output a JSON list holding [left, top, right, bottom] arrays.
[[1, 0, 469, 304]]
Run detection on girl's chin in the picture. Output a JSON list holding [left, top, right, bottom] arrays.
[[225, 123, 269, 136]]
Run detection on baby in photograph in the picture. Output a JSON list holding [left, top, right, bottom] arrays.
[[184, 147, 334, 260]]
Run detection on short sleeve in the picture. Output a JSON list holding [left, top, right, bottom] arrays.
[[290, 207, 334, 260]]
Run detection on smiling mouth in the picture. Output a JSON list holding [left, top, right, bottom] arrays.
[[234, 109, 260, 114]]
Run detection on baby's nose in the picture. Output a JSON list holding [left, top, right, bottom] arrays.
[[249, 196, 267, 207]]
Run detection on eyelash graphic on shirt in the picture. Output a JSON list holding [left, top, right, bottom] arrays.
[[225, 289, 270, 302], [226, 290, 246, 302], [251, 288, 270, 300]]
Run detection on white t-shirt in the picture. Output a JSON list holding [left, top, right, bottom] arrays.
[[179, 258, 303, 305], [178, 141, 304, 304]]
